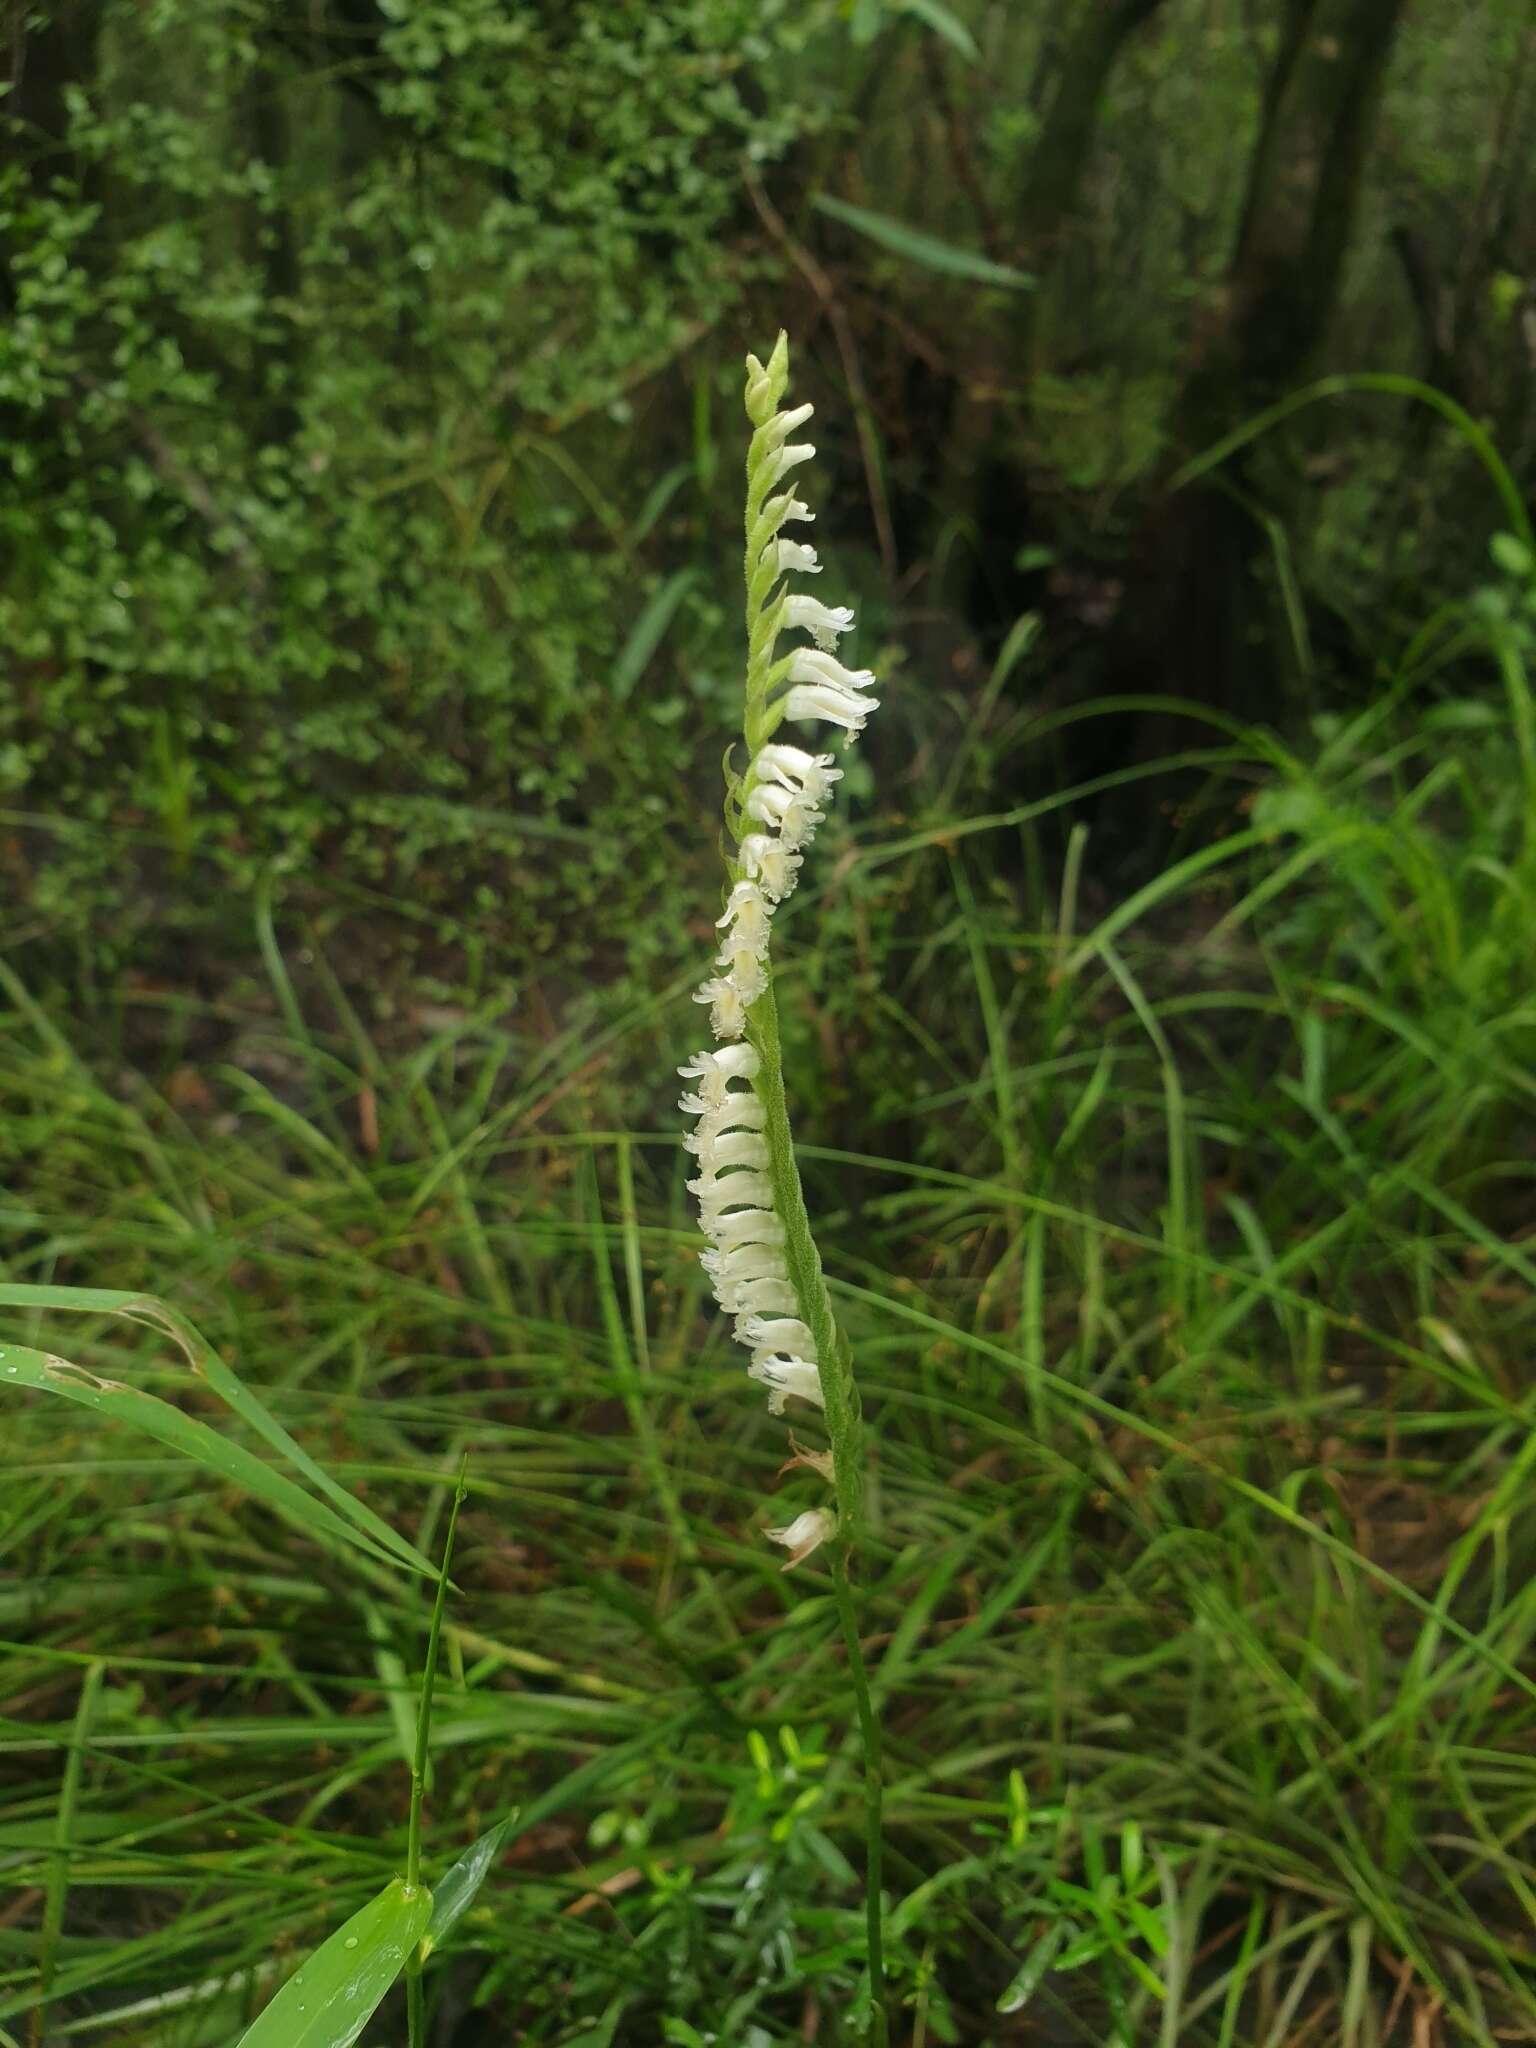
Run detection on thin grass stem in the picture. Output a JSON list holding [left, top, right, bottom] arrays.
[[832, 1552, 889, 2045], [405, 1459, 467, 2048]]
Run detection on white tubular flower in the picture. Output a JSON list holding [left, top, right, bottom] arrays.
[[782, 681, 880, 737], [691, 977, 746, 1041], [788, 646, 877, 695], [677, 1043, 760, 1101], [689, 1170, 776, 1214], [701, 1240, 789, 1291], [684, 1126, 769, 1170], [760, 442, 816, 494], [704, 1207, 786, 1252], [749, 1354, 825, 1414], [759, 493, 814, 541], [684, 1095, 768, 1143], [693, 970, 768, 1039], [753, 743, 842, 799], [681, 1086, 757, 1121], [775, 539, 821, 576], [780, 647, 880, 738], [738, 1314, 817, 1360], [745, 778, 824, 848], [715, 879, 773, 959], [764, 1506, 834, 1569], [757, 400, 814, 450], [722, 1274, 799, 1318], [739, 832, 803, 904], [783, 595, 855, 646], [715, 944, 771, 1000]]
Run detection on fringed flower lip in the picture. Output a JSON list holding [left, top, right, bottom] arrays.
[[679, 329, 882, 1568], [765, 1508, 835, 1570]]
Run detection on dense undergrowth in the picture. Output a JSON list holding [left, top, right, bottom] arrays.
[[3, 582, 1535, 2042], [6, 1, 1535, 2038]]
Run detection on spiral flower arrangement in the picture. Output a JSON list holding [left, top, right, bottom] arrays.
[[676, 330, 881, 1570]]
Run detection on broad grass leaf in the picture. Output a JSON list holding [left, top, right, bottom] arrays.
[[813, 194, 1033, 290], [0, 1283, 431, 1576], [235, 1877, 432, 2047], [0, 1339, 410, 1574]]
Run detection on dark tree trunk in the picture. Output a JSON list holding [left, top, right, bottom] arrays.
[[1180, 0, 1406, 441], [1018, 0, 1171, 269], [930, 0, 1170, 625], [2, 0, 97, 157], [1108, 0, 1409, 769], [2, 1, 102, 277], [246, 68, 304, 447]]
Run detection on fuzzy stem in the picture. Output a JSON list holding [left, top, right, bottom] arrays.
[[747, 978, 885, 2031], [746, 979, 863, 1531], [732, 330, 887, 2037], [834, 1552, 889, 2047]]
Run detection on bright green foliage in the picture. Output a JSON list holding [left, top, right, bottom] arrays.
[[234, 1877, 432, 2047]]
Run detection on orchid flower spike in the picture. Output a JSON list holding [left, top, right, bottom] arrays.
[[679, 330, 882, 1564]]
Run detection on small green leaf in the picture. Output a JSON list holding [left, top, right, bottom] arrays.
[[899, 0, 979, 60], [628, 463, 690, 548], [1123, 1896, 1171, 1957], [1490, 530, 1533, 578], [996, 1921, 1067, 2013], [813, 194, 1033, 291], [1055, 1924, 1109, 1971], [424, 1816, 514, 1955], [236, 1878, 432, 2047]]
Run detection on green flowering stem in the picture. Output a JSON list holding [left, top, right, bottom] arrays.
[[833, 1554, 889, 2048], [745, 978, 864, 1531], [747, 977, 885, 2037]]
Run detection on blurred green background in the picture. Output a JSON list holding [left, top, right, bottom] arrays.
[[3, 2, 1536, 2043]]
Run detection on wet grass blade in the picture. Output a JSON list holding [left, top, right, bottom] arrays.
[[423, 1815, 514, 1956], [234, 1877, 432, 2048]]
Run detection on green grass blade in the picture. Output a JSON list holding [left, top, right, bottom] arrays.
[[234, 1877, 432, 2048], [612, 568, 697, 700], [813, 193, 1033, 290], [38, 1659, 105, 2023], [423, 1815, 514, 1956], [0, 1283, 432, 1576], [1168, 371, 1532, 548], [0, 1340, 411, 1575]]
